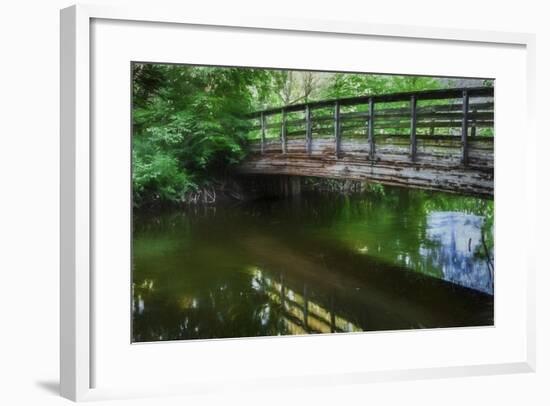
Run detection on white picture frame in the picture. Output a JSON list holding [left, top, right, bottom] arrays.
[[60, 3, 536, 402]]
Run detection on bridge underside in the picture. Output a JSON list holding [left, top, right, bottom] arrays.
[[239, 137, 493, 198]]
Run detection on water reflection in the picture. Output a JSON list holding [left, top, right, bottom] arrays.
[[132, 187, 494, 342], [250, 267, 362, 334], [422, 212, 493, 294]]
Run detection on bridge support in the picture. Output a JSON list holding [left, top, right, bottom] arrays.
[[277, 175, 301, 197], [289, 176, 301, 196]]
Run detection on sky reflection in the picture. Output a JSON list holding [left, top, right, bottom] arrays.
[[422, 212, 493, 294]]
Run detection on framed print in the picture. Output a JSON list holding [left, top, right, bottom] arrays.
[[60, 4, 536, 402]]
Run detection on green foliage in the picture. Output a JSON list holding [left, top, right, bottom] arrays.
[[321, 74, 441, 99], [132, 64, 269, 207], [364, 182, 386, 197], [132, 148, 194, 205]]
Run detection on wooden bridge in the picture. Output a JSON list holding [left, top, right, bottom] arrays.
[[239, 87, 494, 197]]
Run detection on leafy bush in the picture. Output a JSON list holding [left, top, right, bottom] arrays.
[[132, 64, 268, 207]]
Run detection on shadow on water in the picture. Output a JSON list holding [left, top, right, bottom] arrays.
[[132, 187, 494, 342]]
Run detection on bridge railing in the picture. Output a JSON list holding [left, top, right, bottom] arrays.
[[246, 87, 494, 167]]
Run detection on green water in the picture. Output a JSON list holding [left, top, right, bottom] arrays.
[[132, 186, 494, 342]]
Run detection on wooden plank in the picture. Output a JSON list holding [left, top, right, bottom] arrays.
[[251, 110, 493, 131], [368, 98, 375, 160], [334, 101, 341, 158], [325, 120, 491, 133], [247, 86, 494, 117], [410, 95, 417, 162], [305, 105, 312, 155], [461, 90, 469, 166], [342, 111, 494, 121], [248, 137, 493, 169], [339, 102, 494, 119], [250, 135, 493, 148], [238, 154, 494, 198], [326, 102, 493, 120]]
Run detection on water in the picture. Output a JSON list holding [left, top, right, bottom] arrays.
[[132, 186, 494, 342]]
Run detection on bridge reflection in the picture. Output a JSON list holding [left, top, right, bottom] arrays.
[[250, 267, 362, 335]]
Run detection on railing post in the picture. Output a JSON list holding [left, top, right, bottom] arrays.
[[334, 101, 341, 158], [368, 97, 375, 160], [410, 95, 417, 162], [305, 105, 312, 155], [260, 112, 266, 155], [471, 107, 477, 137], [281, 108, 287, 154], [461, 90, 469, 166]]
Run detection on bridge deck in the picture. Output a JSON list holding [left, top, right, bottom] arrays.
[[239, 87, 494, 197]]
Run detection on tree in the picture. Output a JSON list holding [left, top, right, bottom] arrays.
[[321, 73, 441, 99], [132, 64, 270, 207]]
